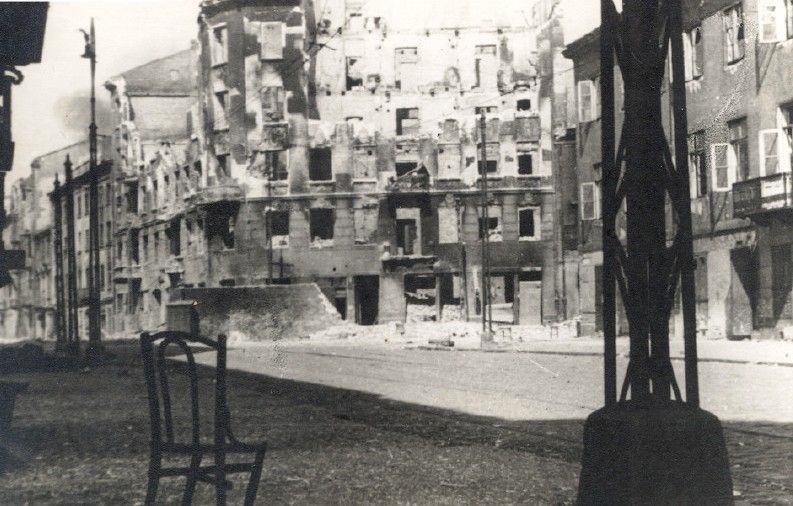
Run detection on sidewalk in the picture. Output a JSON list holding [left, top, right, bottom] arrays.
[[484, 337, 793, 367]]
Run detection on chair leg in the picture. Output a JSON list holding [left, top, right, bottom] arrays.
[[243, 448, 267, 506], [145, 456, 161, 506], [182, 452, 203, 506]]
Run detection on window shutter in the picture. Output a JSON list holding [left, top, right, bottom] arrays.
[[692, 26, 704, 77], [759, 0, 787, 43], [577, 80, 594, 123], [261, 22, 284, 60], [777, 127, 792, 173], [683, 32, 693, 80], [711, 143, 731, 190], [759, 129, 784, 175], [689, 154, 699, 199]]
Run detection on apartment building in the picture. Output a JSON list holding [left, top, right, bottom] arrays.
[[563, 0, 793, 339]]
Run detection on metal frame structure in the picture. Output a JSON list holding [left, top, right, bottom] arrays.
[[600, 0, 699, 406]]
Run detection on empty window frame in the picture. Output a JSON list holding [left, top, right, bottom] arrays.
[[477, 158, 498, 175], [346, 57, 364, 90], [310, 208, 335, 244], [396, 161, 418, 177], [216, 154, 231, 180], [683, 25, 704, 80], [722, 4, 745, 64], [395, 47, 418, 91], [261, 22, 284, 60], [206, 212, 235, 250], [517, 153, 533, 175], [478, 214, 502, 242], [516, 99, 531, 111], [265, 151, 289, 181], [309, 148, 333, 181], [580, 182, 600, 220], [213, 91, 230, 131], [519, 207, 539, 240], [269, 210, 290, 249], [689, 130, 708, 198], [210, 24, 228, 66], [729, 118, 750, 181], [474, 45, 497, 89], [396, 107, 420, 135]]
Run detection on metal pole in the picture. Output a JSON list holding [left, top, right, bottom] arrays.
[[52, 178, 67, 352], [64, 155, 79, 360], [668, 0, 699, 406], [84, 19, 102, 360], [478, 113, 492, 337], [600, 0, 617, 407]]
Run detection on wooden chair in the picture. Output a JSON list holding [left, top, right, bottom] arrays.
[[140, 331, 266, 505]]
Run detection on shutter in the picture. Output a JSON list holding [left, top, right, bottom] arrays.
[[759, 0, 786, 43], [778, 127, 792, 173], [759, 129, 782, 175], [261, 22, 284, 60]]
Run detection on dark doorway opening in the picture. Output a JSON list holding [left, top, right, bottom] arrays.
[[354, 275, 379, 325]]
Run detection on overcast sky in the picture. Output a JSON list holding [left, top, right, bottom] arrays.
[[7, 0, 600, 186]]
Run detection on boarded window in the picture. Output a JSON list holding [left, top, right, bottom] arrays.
[[354, 207, 378, 244], [309, 148, 332, 181], [211, 25, 228, 66], [518, 153, 533, 175], [437, 207, 459, 244], [519, 208, 538, 239], [261, 22, 284, 60], [396, 107, 419, 135], [310, 208, 334, 242]]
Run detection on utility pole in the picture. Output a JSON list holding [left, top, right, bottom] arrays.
[[478, 113, 492, 338], [82, 19, 102, 363], [64, 155, 79, 361], [52, 177, 66, 352]]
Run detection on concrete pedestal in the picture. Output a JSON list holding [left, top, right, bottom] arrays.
[[577, 400, 733, 505]]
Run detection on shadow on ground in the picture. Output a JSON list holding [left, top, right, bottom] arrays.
[[0, 341, 790, 504]]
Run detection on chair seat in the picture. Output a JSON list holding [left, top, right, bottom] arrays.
[[161, 439, 267, 454]]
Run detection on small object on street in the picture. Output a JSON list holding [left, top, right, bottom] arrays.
[[428, 338, 454, 347]]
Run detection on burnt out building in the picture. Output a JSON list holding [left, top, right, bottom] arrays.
[[185, 0, 558, 326]]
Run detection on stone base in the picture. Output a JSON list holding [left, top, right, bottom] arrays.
[[577, 400, 733, 505]]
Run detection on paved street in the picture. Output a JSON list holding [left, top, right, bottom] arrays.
[[218, 341, 793, 423]]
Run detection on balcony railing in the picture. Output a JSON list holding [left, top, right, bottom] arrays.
[[732, 172, 793, 218]]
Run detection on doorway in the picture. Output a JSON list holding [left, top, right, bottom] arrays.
[[354, 275, 379, 325]]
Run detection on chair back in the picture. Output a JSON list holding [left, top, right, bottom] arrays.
[[140, 331, 228, 450]]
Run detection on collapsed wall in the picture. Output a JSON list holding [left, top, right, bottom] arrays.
[[172, 284, 342, 342]]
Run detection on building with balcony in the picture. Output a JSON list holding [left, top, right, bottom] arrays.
[[562, 0, 793, 339]]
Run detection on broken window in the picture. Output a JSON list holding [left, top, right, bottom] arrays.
[[396, 161, 418, 177], [346, 57, 364, 90], [517, 99, 531, 111], [130, 231, 139, 264], [478, 216, 501, 241], [265, 151, 288, 181], [142, 233, 149, 261], [174, 171, 181, 198], [437, 207, 459, 244], [518, 153, 533, 175], [519, 207, 539, 240], [152, 179, 158, 209], [106, 220, 112, 247], [354, 207, 378, 244], [213, 91, 230, 130], [261, 86, 284, 122], [395, 47, 418, 91], [127, 186, 138, 214], [396, 107, 419, 136], [723, 4, 745, 64], [270, 210, 289, 249], [689, 131, 708, 198], [168, 219, 181, 256], [309, 148, 333, 181], [216, 154, 230, 180], [474, 45, 497, 89], [261, 22, 284, 60], [206, 211, 236, 250], [310, 208, 334, 246], [211, 25, 228, 66]]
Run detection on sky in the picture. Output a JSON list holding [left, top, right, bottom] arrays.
[[6, 0, 602, 186]]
